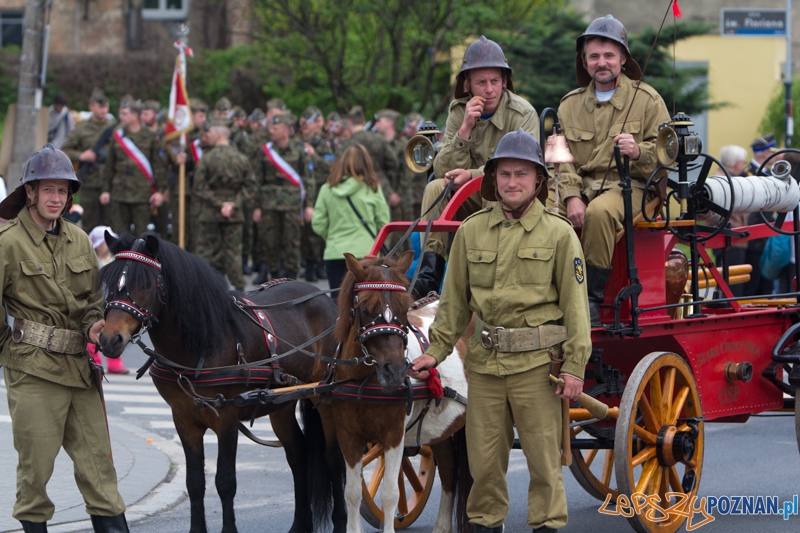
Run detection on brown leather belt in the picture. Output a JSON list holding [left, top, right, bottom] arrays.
[[11, 319, 86, 355], [478, 318, 567, 353]]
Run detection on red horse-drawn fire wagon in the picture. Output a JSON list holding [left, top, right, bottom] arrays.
[[364, 113, 800, 533]]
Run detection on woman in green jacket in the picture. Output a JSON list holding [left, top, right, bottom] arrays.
[[312, 143, 390, 299]]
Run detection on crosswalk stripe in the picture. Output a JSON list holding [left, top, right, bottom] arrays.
[[101, 384, 159, 393], [123, 406, 174, 416], [103, 393, 166, 404]]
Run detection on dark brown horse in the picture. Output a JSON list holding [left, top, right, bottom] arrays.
[[96, 233, 345, 533], [317, 251, 471, 533]]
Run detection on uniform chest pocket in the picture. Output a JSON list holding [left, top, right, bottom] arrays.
[[564, 126, 595, 143], [467, 249, 497, 288], [608, 120, 641, 138], [19, 259, 55, 304], [517, 247, 554, 286], [66, 253, 96, 299]]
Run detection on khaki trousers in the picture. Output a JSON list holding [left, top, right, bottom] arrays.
[[419, 178, 484, 256], [466, 364, 567, 530], [4, 368, 125, 522], [581, 186, 646, 269]]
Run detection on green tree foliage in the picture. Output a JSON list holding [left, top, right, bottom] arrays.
[[252, 0, 567, 118], [759, 78, 799, 148]]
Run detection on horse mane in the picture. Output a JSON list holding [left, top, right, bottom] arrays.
[[99, 232, 246, 365], [335, 255, 414, 343]]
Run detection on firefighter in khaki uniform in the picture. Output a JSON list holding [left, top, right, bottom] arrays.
[[415, 36, 539, 297], [193, 124, 257, 291], [0, 145, 129, 533], [555, 15, 670, 326], [410, 130, 591, 533], [100, 99, 167, 235], [61, 88, 115, 231]]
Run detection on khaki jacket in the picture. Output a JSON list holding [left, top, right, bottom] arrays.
[[557, 74, 670, 202], [433, 90, 539, 180], [425, 201, 592, 379], [0, 208, 103, 388]]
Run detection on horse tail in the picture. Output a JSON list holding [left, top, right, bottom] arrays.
[[301, 398, 343, 531], [453, 426, 472, 533]]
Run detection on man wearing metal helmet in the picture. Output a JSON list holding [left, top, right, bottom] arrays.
[[0, 145, 129, 533], [555, 15, 670, 326], [415, 35, 539, 298], [410, 130, 591, 533]]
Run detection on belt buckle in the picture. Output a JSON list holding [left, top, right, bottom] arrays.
[[45, 325, 57, 352], [11, 324, 23, 343], [480, 325, 504, 349]]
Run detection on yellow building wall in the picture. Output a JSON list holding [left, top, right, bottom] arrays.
[[675, 35, 787, 159]]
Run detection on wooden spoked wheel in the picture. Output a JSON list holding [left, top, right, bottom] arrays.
[[360, 444, 436, 529], [615, 352, 704, 533], [569, 383, 622, 501]]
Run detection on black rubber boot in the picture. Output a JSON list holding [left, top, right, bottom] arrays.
[[305, 261, 318, 282], [473, 525, 503, 533], [242, 255, 253, 275], [253, 263, 269, 285], [90, 514, 130, 533], [411, 252, 446, 299], [586, 264, 612, 327], [19, 521, 48, 533]]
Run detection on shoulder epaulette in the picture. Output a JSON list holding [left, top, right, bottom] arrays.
[[633, 81, 662, 100], [506, 92, 535, 116], [0, 219, 17, 234], [561, 87, 586, 102], [461, 206, 493, 225]]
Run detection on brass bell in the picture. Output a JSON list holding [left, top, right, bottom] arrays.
[[545, 126, 574, 165]]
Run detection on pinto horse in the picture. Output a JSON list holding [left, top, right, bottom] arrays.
[[318, 251, 471, 533], [96, 233, 345, 533]]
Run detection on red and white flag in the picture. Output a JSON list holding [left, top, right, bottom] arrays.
[[189, 138, 203, 163], [164, 41, 194, 152]]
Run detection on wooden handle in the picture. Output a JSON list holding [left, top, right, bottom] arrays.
[[549, 374, 610, 420]]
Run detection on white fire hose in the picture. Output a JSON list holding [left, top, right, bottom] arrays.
[[697, 160, 799, 225]]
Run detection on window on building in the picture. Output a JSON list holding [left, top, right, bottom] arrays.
[[1, 11, 24, 48], [142, 0, 189, 20]]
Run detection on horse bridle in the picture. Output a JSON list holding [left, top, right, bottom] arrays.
[[351, 278, 409, 363], [104, 239, 165, 331]]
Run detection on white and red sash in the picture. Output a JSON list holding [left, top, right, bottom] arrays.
[[262, 142, 306, 203], [113, 129, 156, 193], [189, 138, 203, 163]]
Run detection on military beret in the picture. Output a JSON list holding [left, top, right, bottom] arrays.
[[190, 99, 209, 112], [143, 100, 161, 112], [271, 113, 297, 127], [266, 98, 288, 112], [248, 108, 266, 122], [374, 108, 400, 122], [301, 105, 323, 121], [347, 105, 365, 123], [215, 97, 232, 112], [752, 134, 778, 153], [89, 87, 108, 105]]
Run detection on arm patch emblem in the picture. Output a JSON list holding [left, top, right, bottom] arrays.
[[574, 258, 584, 283]]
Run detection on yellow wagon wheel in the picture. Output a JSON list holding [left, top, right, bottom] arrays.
[[569, 382, 625, 501], [615, 352, 704, 533], [360, 443, 436, 530]]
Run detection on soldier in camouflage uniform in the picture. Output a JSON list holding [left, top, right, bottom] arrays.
[[341, 106, 400, 212], [299, 105, 334, 281], [252, 113, 312, 283], [169, 98, 209, 252], [141, 99, 171, 238], [213, 97, 233, 124], [230, 106, 250, 154], [324, 111, 344, 152], [374, 108, 413, 233], [61, 88, 115, 231], [193, 124, 257, 291], [100, 99, 166, 235]]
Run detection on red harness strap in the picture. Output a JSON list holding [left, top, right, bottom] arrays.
[[240, 297, 278, 355]]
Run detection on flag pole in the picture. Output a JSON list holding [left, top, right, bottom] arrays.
[[179, 133, 186, 249]]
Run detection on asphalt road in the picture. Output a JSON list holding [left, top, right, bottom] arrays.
[[111, 330, 800, 533]]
